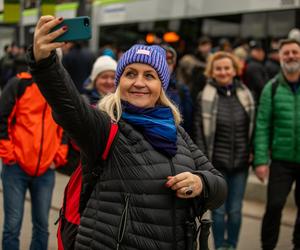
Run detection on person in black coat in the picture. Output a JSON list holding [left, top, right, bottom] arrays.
[[62, 41, 95, 93], [244, 40, 268, 104], [162, 44, 193, 135], [265, 48, 280, 80], [29, 16, 227, 250], [193, 51, 255, 250]]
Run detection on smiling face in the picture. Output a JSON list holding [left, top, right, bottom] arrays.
[[119, 63, 162, 108], [211, 57, 237, 86], [94, 70, 116, 95], [279, 42, 300, 74]]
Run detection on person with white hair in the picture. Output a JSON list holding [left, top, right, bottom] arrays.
[[288, 28, 300, 43]]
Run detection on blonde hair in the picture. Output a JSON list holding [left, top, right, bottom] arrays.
[[204, 51, 242, 78], [98, 86, 182, 125]]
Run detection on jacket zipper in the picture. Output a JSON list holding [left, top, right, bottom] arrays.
[[116, 193, 131, 250], [231, 98, 235, 168], [294, 94, 297, 159], [34, 103, 47, 176], [168, 159, 177, 250]]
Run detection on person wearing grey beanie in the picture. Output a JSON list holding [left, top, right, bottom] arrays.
[[29, 16, 227, 250]]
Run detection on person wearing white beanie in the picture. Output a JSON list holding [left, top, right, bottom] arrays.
[[84, 55, 117, 104]]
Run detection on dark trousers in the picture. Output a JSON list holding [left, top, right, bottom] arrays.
[[261, 160, 300, 250]]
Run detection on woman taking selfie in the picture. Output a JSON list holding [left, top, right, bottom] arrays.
[[193, 51, 255, 250], [28, 16, 226, 250]]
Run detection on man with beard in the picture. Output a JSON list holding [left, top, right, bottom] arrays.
[[254, 38, 300, 250]]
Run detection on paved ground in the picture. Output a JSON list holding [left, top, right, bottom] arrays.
[[0, 164, 297, 250]]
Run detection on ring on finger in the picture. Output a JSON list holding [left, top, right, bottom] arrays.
[[185, 186, 193, 196]]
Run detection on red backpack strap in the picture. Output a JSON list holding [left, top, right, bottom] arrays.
[[101, 121, 118, 160], [16, 72, 32, 80]]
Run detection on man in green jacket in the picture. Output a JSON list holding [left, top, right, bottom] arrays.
[[254, 38, 300, 250]]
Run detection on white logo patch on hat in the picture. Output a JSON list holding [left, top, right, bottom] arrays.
[[136, 49, 151, 56]]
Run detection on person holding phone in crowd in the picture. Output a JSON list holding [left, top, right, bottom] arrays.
[[27, 16, 227, 250], [193, 52, 255, 250]]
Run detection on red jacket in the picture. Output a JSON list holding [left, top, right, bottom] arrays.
[[0, 72, 68, 176]]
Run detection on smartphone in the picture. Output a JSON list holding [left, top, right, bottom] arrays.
[[51, 16, 92, 42]]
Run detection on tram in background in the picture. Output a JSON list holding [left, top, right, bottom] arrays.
[[0, 0, 299, 55], [91, 0, 300, 55]]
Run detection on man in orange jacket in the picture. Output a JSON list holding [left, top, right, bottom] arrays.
[[0, 69, 68, 250]]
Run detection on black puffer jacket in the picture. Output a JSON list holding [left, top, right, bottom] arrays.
[[244, 58, 268, 103], [193, 81, 252, 172], [28, 49, 227, 250], [212, 84, 250, 171]]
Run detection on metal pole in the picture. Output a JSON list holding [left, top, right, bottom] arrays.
[[36, 0, 42, 18], [19, 0, 25, 46], [77, 0, 86, 16], [90, 2, 99, 53]]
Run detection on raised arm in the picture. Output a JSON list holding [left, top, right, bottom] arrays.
[[28, 16, 110, 161]]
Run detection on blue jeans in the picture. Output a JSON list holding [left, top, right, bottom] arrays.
[[1, 163, 55, 250], [212, 169, 248, 249]]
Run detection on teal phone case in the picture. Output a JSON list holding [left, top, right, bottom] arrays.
[[51, 16, 92, 42]]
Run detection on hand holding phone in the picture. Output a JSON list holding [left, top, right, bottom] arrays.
[[51, 16, 92, 42]]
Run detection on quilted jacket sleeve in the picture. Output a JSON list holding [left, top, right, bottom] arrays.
[[179, 126, 227, 214], [253, 82, 273, 167], [192, 92, 207, 155], [27, 48, 111, 163]]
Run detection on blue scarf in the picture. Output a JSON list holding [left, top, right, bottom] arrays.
[[121, 101, 177, 157]]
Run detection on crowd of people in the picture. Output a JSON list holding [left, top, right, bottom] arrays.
[[0, 16, 299, 250]]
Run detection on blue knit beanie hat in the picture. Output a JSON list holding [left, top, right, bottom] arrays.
[[115, 44, 170, 91]]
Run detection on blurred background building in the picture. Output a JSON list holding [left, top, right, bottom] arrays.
[[0, 0, 299, 56]]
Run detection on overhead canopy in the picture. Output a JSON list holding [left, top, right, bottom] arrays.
[[41, 0, 56, 16], [93, 0, 300, 26], [3, 0, 20, 23]]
